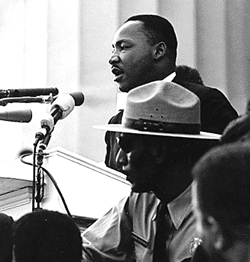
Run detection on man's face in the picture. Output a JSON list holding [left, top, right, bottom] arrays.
[[116, 133, 194, 194], [192, 182, 225, 260], [109, 21, 156, 92], [116, 133, 158, 192]]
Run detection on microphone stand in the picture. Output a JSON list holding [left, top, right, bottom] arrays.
[[0, 92, 56, 211], [35, 145, 45, 210], [31, 97, 55, 211], [0, 92, 78, 212], [1, 92, 77, 212], [32, 128, 52, 211]]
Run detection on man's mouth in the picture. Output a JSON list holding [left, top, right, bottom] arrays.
[[111, 67, 123, 82]]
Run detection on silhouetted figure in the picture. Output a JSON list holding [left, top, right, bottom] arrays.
[[192, 142, 250, 262], [13, 209, 82, 262], [0, 213, 13, 262]]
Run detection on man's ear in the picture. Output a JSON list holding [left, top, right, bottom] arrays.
[[150, 141, 167, 164], [153, 41, 168, 60]]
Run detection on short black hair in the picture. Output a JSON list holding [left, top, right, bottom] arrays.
[[13, 209, 82, 262], [192, 142, 250, 226], [125, 14, 178, 59]]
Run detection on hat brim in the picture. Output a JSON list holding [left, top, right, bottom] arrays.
[[94, 124, 221, 140]]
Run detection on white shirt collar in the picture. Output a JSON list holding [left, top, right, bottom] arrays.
[[163, 72, 176, 82]]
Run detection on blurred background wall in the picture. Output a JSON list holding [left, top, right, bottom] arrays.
[[0, 0, 249, 164]]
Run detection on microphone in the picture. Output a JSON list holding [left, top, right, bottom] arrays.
[[35, 92, 84, 143], [0, 108, 32, 122], [0, 88, 59, 98], [50, 93, 75, 124], [53, 92, 84, 106], [69, 92, 84, 106], [36, 92, 83, 142]]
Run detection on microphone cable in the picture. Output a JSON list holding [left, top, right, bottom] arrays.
[[20, 152, 72, 218]]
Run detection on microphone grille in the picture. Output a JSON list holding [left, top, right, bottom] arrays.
[[70, 92, 84, 106]]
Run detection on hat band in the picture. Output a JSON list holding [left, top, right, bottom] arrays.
[[124, 118, 201, 134]]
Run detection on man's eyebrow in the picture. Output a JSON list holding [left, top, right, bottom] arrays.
[[112, 39, 132, 47]]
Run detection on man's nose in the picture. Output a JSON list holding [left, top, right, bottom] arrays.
[[116, 149, 128, 169], [109, 53, 120, 65]]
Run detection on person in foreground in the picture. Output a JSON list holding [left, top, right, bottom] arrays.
[[191, 142, 250, 262], [13, 209, 82, 262], [221, 101, 250, 144], [0, 213, 13, 262], [82, 81, 220, 262], [105, 13, 238, 169]]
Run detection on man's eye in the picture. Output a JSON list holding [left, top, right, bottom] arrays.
[[117, 136, 133, 153], [120, 45, 129, 50]]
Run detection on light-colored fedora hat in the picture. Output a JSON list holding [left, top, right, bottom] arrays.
[[95, 81, 221, 140]]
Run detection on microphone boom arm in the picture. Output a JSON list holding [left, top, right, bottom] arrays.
[[0, 95, 54, 106]]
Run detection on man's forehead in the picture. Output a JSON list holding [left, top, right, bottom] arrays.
[[119, 133, 150, 143], [191, 183, 201, 220], [120, 132, 141, 139], [120, 132, 191, 143], [191, 181, 198, 207], [118, 20, 144, 33], [112, 21, 146, 43]]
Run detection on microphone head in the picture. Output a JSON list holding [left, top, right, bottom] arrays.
[[9, 87, 59, 97], [0, 108, 32, 123], [51, 94, 75, 119], [69, 92, 84, 106]]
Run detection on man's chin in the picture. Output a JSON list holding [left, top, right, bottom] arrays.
[[119, 85, 130, 93], [131, 183, 152, 193], [118, 81, 137, 93]]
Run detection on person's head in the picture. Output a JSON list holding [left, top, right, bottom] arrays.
[[117, 133, 217, 201], [220, 98, 250, 145], [176, 65, 204, 85], [13, 209, 82, 262], [109, 14, 178, 92], [0, 213, 13, 262], [221, 111, 250, 144], [192, 143, 250, 260], [96, 81, 219, 201]]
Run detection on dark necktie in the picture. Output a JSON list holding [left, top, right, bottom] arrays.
[[153, 202, 173, 262]]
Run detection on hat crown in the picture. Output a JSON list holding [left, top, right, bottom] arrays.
[[122, 81, 200, 134]]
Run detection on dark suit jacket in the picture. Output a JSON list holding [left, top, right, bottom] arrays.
[[105, 78, 238, 169]]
